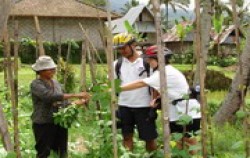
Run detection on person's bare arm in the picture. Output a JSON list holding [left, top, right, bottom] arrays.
[[121, 80, 148, 91]]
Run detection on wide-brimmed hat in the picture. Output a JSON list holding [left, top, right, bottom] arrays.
[[32, 55, 57, 71]]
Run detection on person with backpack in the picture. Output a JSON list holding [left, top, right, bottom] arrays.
[[120, 45, 201, 154], [113, 33, 158, 152]]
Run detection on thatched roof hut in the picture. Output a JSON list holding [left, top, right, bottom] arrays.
[[8, 0, 119, 49]]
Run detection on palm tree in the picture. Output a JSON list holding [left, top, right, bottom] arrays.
[[120, 0, 140, 14], [214, 0, 250, 25], [161, 0, 190, 29]]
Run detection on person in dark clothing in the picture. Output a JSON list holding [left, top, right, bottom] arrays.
[[30, 55, 90, 158]]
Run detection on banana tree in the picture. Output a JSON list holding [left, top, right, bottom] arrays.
[[212, 14, 224, 57]]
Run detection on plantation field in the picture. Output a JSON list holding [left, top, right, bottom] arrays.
[[0, 64, 249, 158]]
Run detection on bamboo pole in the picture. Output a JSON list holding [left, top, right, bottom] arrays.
[[106, 0, 118, 157], [34, 16, 45, 56], [63, 41, 71, 92], [79, 23, 104, 64], [0, 101, 13, 151], [13, 20, 21, 158], [80, 40, 87, 91], [151, 0, 171, 157], [195, 0, 208, 157], [57, 36, 62, 80], [0, 0, 12, 40], [3, 28, 21, 157]]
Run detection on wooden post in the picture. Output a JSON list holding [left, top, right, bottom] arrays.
[[13, 20, 21, 158], [151, 0, 171, 157], [80, 40, 87, 91], [0, 101, 13, 151], [0, 0, 12, 40], [34, 16, 45, 56], [195, 0, 208, 157], [63, 41, 71, 92], [3, 28, 21, 157], [106, 0, 118, 157], [57, 36, 62, 81]]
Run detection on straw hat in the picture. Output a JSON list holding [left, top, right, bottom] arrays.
[[32, 55, 57, 71]]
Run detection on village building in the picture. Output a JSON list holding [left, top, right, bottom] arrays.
[[108, 5, 157, 46], [163, 21, 245, 56], [8, 0, 119, 49]]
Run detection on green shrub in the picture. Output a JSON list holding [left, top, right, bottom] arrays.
[[0, 38, 107, 64], [183, 70, 232, 91]]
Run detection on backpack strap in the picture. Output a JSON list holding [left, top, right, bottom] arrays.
[[115, 57, 123, 79], [139, 58, 150, 77]]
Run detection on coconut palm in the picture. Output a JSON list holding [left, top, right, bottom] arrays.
[[214, 0, 250, 25], [120, 0, 140, 14]]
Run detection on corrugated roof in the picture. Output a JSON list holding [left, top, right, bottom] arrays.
[[108, 5, 155, 34], [162, 21, 194, 42], [10, 0, 119, 18], [163, 22, 244, 44]]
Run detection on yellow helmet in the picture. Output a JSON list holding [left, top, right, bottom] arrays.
[[113, 33, 136, 49]]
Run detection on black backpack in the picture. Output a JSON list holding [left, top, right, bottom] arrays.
[[115, 57, 150, 79]]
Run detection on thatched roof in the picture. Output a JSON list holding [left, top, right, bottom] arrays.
[[10, 0, 119, 19]]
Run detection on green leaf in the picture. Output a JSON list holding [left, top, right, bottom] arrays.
[[236, 110, 247, 119], [177, 114, 193, 126], [6, 152, 16, 158]]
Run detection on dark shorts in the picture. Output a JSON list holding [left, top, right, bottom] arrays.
[[118, 106, 158, 141], [170, 118, 201, 136]]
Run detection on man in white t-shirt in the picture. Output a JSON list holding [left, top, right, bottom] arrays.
[[120, 45, 201, 153], [113, 33, 158, 152]]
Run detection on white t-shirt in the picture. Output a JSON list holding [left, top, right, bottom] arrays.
[[114, 57, 151, 108], [143, 65, 201, 121]]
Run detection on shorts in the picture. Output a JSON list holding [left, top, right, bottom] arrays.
[[170, 118, 201, 136], [118, 106, 158, 141]]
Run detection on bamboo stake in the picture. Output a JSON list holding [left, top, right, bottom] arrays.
[[63, 41, 71, 92], [80, 40, 87, 91], [13, 20, 21, 158], [151, 0, 171, 157], [0, 0, 12, 40], [106, 0, 118, 157], [57, 36, 62, 80], [3, 28, 21, 157], [79, 23, 104, 64], [195, 0, 208, 157], [0, 101, 13, 151], [34, 16, 45, 56], [231, 0, 250, 156]]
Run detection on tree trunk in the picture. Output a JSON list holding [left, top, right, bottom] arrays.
[[152, 0, 171, 157], [0, 0, 12, 40], [0, 101, 13, 151], [193, 0, 212, 87], [214, 27, 250, 124], [195, 0, 212, 157]]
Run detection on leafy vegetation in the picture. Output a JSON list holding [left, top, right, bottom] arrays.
[[0, 64, 248, 157]]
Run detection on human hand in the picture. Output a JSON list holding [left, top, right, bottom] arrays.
[[72, 99, 89, 108], [76, 92, 91, 100]]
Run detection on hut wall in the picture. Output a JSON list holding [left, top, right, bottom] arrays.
[[8, 17, 104, 49]]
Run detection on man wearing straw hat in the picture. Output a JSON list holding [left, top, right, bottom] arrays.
[[30, 55, 90, 158]]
